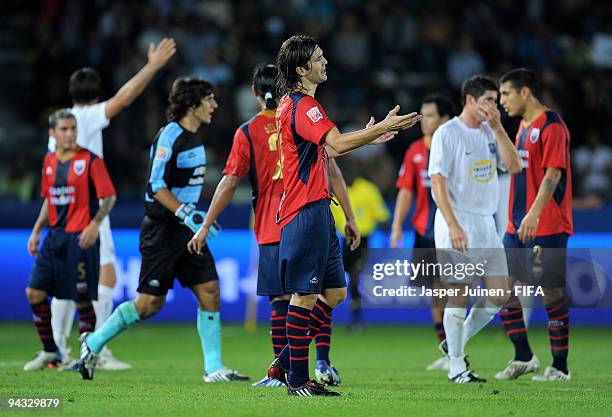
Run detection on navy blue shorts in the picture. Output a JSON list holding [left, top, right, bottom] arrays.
[[503, 233, 568, 288], [257, 243, 284, 296], [279, 199, 346, 294], [28, 228, 100, 301], [412, 232, 438, 288]]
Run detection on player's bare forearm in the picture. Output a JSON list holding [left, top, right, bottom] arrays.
[[392, 189, 413, 230], [32, 199, 49, 234], [328, 159, 355, 221], [430, 175, 458, 227], [153, 188, 182, 214], [105, 65, 158, 118], [203, 175, 240, 228], [92, 195, 117, 224], [325, 126, 387, 155], [493, 126, 522, 174], [528, 168, 562, 218]]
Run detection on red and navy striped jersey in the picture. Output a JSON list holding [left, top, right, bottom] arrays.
[[276, 92, 336, 228], [223, 109, 284, 244], [507, 111, 573, 236], [396, 138, 436, 238], [40, 148, 116, 232]]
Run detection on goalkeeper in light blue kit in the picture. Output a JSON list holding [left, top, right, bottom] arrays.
[[77, 77, 248, 383]]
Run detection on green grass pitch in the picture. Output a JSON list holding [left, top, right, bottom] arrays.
[[1, 322, 611, 416]]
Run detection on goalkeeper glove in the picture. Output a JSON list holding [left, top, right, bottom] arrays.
[[175, 203, 221, 238]]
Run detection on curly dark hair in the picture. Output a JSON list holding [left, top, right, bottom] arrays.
[[166, 77, 215, 122], [275, 35, 318, 95]]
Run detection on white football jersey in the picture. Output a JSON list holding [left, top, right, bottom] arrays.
[[428, 116, 504, 217], [48, 101, 110, 157]]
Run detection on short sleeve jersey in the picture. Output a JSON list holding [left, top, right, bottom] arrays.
[[396, 138, 436, 237], [275, 92, 336, 228], [507, 111, 573, 236], [144, 122, 207, 223], [48, 102, 110, 158], [223, 109, 284, 244], [41, 148, 116, 232], [428, 117, 502, 217]]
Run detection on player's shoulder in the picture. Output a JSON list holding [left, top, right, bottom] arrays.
[[406, 137, 426, 155], [158, 121, 185, 146], [236, 114, 259, 140], [541, 111, 567, 130], [75, 148, 98, 162], [433, 117, 460, 140]]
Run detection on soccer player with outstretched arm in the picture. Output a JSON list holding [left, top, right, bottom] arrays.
[[259, 35, 421, 396]]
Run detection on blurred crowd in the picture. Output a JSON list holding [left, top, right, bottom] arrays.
[[3, 0, 612, 208]]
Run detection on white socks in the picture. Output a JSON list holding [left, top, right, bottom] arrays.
[[463, 298, 501, 346], [93, 284, 115, 357], [50, 298, 76, 360], [444, 307, 467, 377]]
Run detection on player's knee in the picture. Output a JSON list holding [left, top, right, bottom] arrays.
[[321, 288, 347, 308], [543, 288, 564, 306], [135, 296, 165, 318], [99, 263, 117, 287], [25, 287, 46, 304], [292, 293, 318, 309]]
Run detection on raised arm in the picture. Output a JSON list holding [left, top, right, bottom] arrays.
[[105, 38, 177, 119]]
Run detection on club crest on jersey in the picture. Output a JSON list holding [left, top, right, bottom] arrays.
[[73, 160, 86, 176], [45, 166, 53, 176], [530, 128, 540, 143], [413, 153, 423, 163], [306, 106, 323, 123], [488, 142, 497, 155]]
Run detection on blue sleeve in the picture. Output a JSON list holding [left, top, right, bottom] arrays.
[[148, 123, 182, 194]]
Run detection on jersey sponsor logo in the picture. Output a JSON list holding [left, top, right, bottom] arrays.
[[49, 185, 75, 205], [306, 106, 323, 123], [530, 128, 540, 143], [468, 159, 495, 183], [155, 146, 170, 162], [73, 160, 86, 176], [45, 166, 53, 176]]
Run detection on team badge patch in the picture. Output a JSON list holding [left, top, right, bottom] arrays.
[[155, 146, 170, 161], [488, 142, 497, 155], [73, 160, 86, 176], [306, 106, 323, 123], [45, 166, 53, 176], [530, 128, 540, 143], [413, 153, 423, 163]]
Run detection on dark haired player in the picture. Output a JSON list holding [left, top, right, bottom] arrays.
[[188, 64, 357, 387], [49, 38, 175, 370], [391, 94, 454, 371], [429, 75, 522, 383], [24, 109, 116, 371], [77, 77, 248, 383], [264, 35, 421, 396], [495, 68, 573, 381]]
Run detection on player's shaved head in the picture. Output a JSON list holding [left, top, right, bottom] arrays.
[[461, 75, 498, 106], [275, 35, 318, 95], [500, 68, 540, 98]]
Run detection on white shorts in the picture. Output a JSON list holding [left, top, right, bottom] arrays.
[[434, 209, 508, 278], [99, 215, 116, 266]]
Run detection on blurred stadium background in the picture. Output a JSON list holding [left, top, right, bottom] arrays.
[[1, 0, 612, 326]]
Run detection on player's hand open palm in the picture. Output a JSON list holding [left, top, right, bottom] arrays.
[[367, 117, 398, 144], [148, 38, 177, 70], [449, 222, 468, 252], [27, 232, 40, 257], [383, 105, 422, 131], [79, 222, 100, 249], [187, 225, 209, 255]]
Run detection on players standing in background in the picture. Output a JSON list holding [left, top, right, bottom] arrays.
[[330, 167, 388, 333], [264, 35, 421, 396], [188, 64, 358, 388], [24, 109, 116, 370], [391, 95, 454, 371], [429, 75, 522, 383], [496, 68, 573, 381], [49, 38, 176, 370], [77, 77, 248, 383]]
